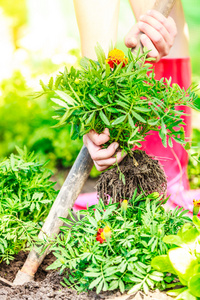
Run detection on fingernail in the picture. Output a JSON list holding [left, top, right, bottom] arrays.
[[114, 143, 119, 150]]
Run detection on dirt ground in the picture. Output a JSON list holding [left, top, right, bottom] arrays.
[[0, 251, 173, 300]]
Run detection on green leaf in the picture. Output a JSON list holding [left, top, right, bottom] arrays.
[[87, 216, 97, 228], [151, 255, 175, 274], [112, 115, 126, 125], [55, 90, 76, 106], [108, 280, 119, 291], [128, 283, 142, 295], [129, 277, 143, 283], [104, 266, 118, 276], [113, 61, 123, 75], [184, 142, 191, 150], [48, 77, 53, 89], [99, 111, 110, 126], [103, 281, 108, 291], [143, 282, 149, 295], [51, 98, 68, 108], [119, 279, 125, 294], [105, 63, 111, 77], [67, 244, 75, 258], [147, 119, 159, 126], [85, 111, 95, 125], [133, 106, 151, 113], [95, 43, 106, 68], [84, 272, 101, 278], [193, 215, 200, 233], [126, 61, 134, 73], [132, 111, 146, 123], [168, 136, 173, 148], [89, 277, 102, 289], [167, 287, 188, 297], [176, 289, 197, 300], [148, 274, 163, 282], [96, 279, 104, 294], [161, 119, 167, 135], [94, 209, 101, 222], [146, 278, 154, 289], [46, 259, 63, 270], [177, 223, 199, 244], [128, 114, 135, 128], [188, 273, 200, 297], [168, 247, 198, 282], [163, 235, 183, 247], [107, 107, 119, 113], [89, 94, 102, 106]]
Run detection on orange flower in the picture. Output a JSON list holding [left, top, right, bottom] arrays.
[[106, 49, 128, 69]]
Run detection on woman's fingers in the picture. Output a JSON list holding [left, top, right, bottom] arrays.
[[125, 9, 177, 61], [87, 128, 110, 146], [124, 25, 140, 49], [94, 150, 127, 171], [146, 10, 177, 37], [86, 136, 119, 161], [83, 129, 127, 172]]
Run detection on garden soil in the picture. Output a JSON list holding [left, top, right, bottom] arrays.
[[0, 252, 173, 300]]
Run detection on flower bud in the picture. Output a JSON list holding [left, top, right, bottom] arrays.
[[121, 200, 128, 213], [103, 225, 111, 240], [193, 199, 200, 215], [149, 192, 159, 199]]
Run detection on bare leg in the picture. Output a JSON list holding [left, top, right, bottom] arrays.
[[73, 0, 120, 59]]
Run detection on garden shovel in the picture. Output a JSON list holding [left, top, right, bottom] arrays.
[[13, 0, 176, 286]]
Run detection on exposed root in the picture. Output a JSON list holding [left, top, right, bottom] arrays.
[[96, 150, 167, 204]]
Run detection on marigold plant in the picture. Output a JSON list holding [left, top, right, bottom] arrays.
[[41, 45, 199, 155], [47, 192, 191, 295]]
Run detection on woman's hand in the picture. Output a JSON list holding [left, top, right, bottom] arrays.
[[125, 10, 177, 61], [83, 128, 126, 171]]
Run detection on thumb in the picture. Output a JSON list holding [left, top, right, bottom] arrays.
[[124, 24, 140, 48]]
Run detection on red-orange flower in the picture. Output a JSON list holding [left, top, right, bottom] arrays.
[[106, 49, 128, 69], [96, 226, 111, 244], [96, 228, 105, 244]]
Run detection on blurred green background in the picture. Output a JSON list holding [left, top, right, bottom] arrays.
[[0, 0, 199, 187]]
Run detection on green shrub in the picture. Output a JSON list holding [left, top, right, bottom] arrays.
[[0, 147, 58, 263]]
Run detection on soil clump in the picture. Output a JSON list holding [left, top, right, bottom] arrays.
[[97, 150, 167, 203]]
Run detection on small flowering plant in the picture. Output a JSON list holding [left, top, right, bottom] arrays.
[[47, 192, 191, 295], [41, 44, 199, 154]]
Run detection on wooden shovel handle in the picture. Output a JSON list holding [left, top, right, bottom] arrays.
[[133, 0, 176, 53], [153, 0, 176, 17]]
